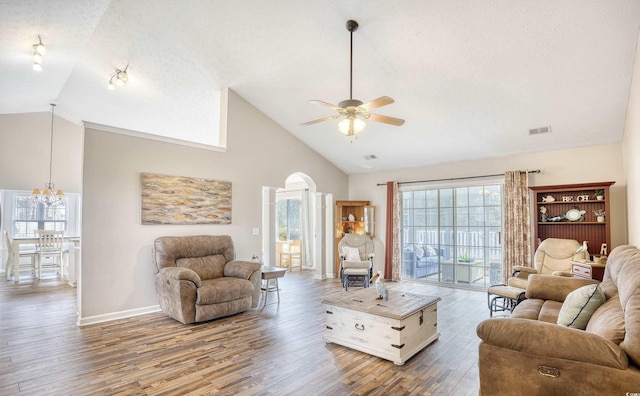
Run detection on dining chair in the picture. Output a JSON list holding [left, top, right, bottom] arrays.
[[3, 230, 37, 282], [35, 230, 66, 278], [289, 239, 302, 271]]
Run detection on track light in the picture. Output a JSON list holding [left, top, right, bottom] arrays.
[[108, 64, 129, 89], [32, 35, 45, 71]]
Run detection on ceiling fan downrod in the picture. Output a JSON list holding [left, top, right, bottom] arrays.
[[346, 20, 358, 101]]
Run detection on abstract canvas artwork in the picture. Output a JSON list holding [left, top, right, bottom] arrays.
[[140, 173, 232, 225]]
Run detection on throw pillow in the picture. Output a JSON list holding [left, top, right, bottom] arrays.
[[414, 245, 425, 259], [343, 246, 361, 262], [425, 245, 438, 257], [557, 284, 606, 330]]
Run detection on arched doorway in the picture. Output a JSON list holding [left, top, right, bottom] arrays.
[[274, 173, 316, 271], [262, 172, 333, 279]]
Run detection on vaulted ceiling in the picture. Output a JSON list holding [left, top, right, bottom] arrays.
[[2, 1, 639, 174]]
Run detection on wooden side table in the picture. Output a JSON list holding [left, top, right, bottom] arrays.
[[260, 266, 287, 308], [571, 261, 606, 281]]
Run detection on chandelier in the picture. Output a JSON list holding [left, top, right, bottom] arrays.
[[33, 103, 64, 206]]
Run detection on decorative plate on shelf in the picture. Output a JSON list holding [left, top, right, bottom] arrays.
[[565, 208, 586, 222]]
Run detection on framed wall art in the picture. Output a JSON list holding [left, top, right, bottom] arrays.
[[140, 173, 232, 225]]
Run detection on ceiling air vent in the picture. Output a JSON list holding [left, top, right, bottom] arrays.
[[529, 126, 552, 135], [363, 154, 377, 160]]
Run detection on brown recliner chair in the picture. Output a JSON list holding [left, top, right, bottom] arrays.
[[508, 238, 583, 289], [153, 235, 261, 324]]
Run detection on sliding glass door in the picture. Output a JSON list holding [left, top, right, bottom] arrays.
[[401, 183, 503, 288]]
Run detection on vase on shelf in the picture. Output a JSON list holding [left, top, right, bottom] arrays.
[[597, 216, 605, 223], [348, 214, 355, 221]]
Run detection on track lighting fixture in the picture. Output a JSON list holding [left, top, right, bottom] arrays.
[[108, 65, 129, 89], [32, 35, 45, 71]]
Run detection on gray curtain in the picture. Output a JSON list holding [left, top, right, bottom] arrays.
[[503, 170, 531, 282]]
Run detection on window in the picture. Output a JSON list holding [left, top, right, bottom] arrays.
[[6, 191, 81, 238], [276, 197, 301, 241], [401, 183, 503, 288], [13, 194, 66, 237]]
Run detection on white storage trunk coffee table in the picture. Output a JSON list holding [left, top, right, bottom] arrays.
[[322, 288, 440, 365]]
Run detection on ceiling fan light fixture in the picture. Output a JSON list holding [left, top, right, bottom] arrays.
[[338, 117, 366, 136], [301, 19, 404, 135]]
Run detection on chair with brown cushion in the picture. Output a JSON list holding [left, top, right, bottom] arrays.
[[153, 235, 261, 324]]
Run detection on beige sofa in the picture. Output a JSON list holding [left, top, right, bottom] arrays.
[[153, 235, 261, 324], [477, 245, 640, 395]]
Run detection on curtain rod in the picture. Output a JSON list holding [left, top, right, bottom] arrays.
[[376, 169, 540, 186]]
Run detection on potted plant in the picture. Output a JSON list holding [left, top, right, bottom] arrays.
[[593, 209, 605, 223], [593, 189, 605, 200]]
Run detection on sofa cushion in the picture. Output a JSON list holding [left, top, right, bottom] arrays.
[[557, 284, 606, 329], [177, 254, 226, 280], [586, 297, 626, 344], [511, 299, 544, 320], [425, 245, 437, 257], [196, 278, 254, 305], [539, 300, 563, 323]]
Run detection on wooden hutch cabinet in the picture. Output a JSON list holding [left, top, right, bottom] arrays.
[[334, 200, 376, 276], [529, 182, 614, 255]]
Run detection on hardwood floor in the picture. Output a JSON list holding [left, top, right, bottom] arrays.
[[0, 270, 489, 395]]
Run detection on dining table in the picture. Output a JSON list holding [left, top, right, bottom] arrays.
[[10, 235, 80, 285]]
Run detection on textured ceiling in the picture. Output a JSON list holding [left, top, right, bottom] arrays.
[[1, 1, 639, 174]]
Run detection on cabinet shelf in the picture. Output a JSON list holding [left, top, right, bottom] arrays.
[[335, 200, 376, 276], [537, 200, 605, 205], [539, 222, 606, 225], [530, 182, 614, 252]]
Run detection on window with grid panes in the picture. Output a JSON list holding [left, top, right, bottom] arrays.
[[401, 184, 503, 288], [13, 194, 66, 237]]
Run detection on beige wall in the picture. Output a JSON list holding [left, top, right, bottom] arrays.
[[79, 89, 348, 323], [0, 112, 83, 192], [623, 32, 640, 247], [350, 143, 627, 269]]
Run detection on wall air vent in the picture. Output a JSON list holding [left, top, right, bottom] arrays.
[[529, 126, 552, 135], [363, 154, 377, 160]]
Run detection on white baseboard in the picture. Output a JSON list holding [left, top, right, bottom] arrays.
[[313, 274, 328, 280], [77, 305, 161, 327]]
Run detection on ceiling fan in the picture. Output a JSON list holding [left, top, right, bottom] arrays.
[[300, 20, 405, 137]]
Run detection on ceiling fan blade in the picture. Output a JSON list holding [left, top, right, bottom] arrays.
[[309, 100, 342, 111], [368, 113, 405, 126], [360, 96, 394, 111], [300, 114, 343, 126]]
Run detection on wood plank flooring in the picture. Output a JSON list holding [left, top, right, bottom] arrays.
[[0, 270, 489, 395]]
